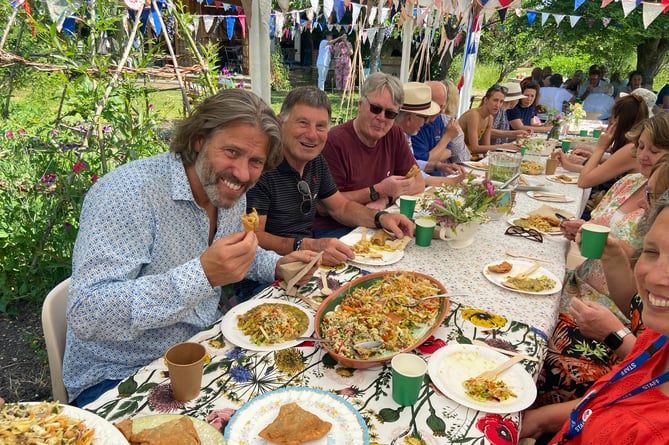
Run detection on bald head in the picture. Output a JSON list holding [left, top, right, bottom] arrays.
[[427, 81, 447, 111]]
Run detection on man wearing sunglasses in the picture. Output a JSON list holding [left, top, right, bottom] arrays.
[[314, 72, 425, 238], [247, 86, 414, 266]]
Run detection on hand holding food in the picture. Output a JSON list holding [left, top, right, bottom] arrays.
[[241, 208, 259, 232], [405, 164, 421, 178], [201, 231, 258, 286]]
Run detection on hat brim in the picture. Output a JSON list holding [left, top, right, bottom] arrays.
[[504, 93, 527, 102], [401, 101, 441, 116]]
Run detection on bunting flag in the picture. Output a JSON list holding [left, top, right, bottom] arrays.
[[380, 6, 390, 23], [124, 0, 143, 11], [368, 6, 377, 24], [277, 0, 289, 11], [334, 0, 345, 22], [574, 0, 586, 10], [323, 0, 333, 20], [311, 0, 319, 15], [367, 27, 377, 45], [352, 2, 362, 25], [602, 16, 611, 26], [10, 0, 25, 7], [601, 0, 613, 7], [621, 0, 637, 16], [553, 13, 565, 25], [527, 10, 537, 25], [642, 1, 665, 27], [541, 12, 549, 25], [226, 16, 235, 39], [238, 15, 246, 38], [569, 14, 580, 26], [203, 15, 216, 32], [498, 7, 507, 22]]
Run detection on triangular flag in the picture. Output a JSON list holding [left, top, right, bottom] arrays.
[[10, 0, 25, 7], [574, 0, 586, 10], [306, 8, 314, 21], [621, 0, 637, 17], [602, 17, 611, 27], [124, 0, 143, 11], [238, 16, 246, 38], [498, 7, 507, 22], [335, 0, 345, 22], [277, 0, 288, 11], [527, 10, 537, 25], [553, 14, 565, 25], [323, 0, 334, 20], [361, 28, 368, 44], [352, 3, 362, 25], [368, 6, 377, 25], [311, 0, 319, 14], [663, 0, 669, 13], [226, 16, 235, 39], [203, 15, 216, 33], [514, 8, 522, 17], [367, 28, 377, 46], [541, 12, 549, 25], [642, 2, 664, 28], [569, 15, 580, 27], [380, 6, 390, 22]]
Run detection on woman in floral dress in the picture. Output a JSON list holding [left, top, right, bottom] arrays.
[[333, 36, 353, 92]]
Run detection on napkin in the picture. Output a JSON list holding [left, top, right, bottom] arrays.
[[530, 204, 575, 220], [280, 251, 323, 293]]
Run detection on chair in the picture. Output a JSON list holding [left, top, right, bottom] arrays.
[[41, 277, 71, 403]]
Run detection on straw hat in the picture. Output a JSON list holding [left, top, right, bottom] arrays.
[[401, 82, 441, 116], [503, 81, 527, 102]]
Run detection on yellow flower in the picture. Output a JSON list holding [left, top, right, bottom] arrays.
[[274, 348, 305, 374], [461, 308, 507, 328]]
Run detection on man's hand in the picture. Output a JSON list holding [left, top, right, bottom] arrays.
[[201, 231, 258, 287], [307, 238, 355, 266], [379, 213, 414, 238], [443, 119, 460, 139], [374, 176, 416, 198], [569, 298, 625, 343], [276, 250, 322, 285]]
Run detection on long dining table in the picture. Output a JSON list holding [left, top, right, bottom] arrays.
[[84, 164, 588, 445]]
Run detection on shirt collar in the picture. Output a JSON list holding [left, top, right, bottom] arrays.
[[169, 153, 196, 202]]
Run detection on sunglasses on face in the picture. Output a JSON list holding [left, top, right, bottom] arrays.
[[364, 97, 399, 120], [297, 180, 313, 215], [490, 84, 509, 95], [504, 225, 543, 243]]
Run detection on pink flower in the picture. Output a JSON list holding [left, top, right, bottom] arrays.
[[50, 129, 58, 135], [72, 162, 87, 173], [90, 173, 98, 183], [147, 383, 186, 413], [206, 408, 236, 432], [5, 131, 13, 139], [18, 129, 26, 135]]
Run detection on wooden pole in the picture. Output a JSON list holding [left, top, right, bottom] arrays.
[[0, 7, 19, 52]]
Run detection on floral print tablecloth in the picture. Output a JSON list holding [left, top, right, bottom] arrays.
[[87, 265, 546, 445]]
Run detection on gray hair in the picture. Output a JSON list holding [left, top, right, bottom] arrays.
[[170, 89, 283, 172], [279, 86, 331, 121], [360, 72, 404, 108]]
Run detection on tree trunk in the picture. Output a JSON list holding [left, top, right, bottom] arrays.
[[369, 29, 384, 74], [636, 37, 668, 88]]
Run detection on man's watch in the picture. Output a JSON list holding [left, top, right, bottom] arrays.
[[603, 327, 632, 350], [374, 211, 388, 229], [369, 186, 380, 202]]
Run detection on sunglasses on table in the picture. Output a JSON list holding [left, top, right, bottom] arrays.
[[363, 97, 399, 120], [504, 225, 543, 243], [297, 180, 313, 215]]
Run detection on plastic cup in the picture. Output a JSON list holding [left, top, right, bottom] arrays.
[[487, 151, 522, 184], [391, 353, 427, 406], [580, 223, 611, 259], [593, 129, 602, 138], [165, 342, 206, 401], [579, 130, 588, 137], [415, 217, 436, 247], [545, 159, 559, 175], [561, 141, 572, 153], [399, 195, 419, 219]]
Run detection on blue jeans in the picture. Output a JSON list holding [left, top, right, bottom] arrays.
[[74, 379, 121, 407]]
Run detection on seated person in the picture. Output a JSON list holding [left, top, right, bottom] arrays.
[[411, 80, 470, 167], [459, 84, 521, 161], [63, 89, 319, 407], [247, 86, 413, 267], [491, 81, 531, 145], [577, 65, 613, 101], [539, 74, 575, 115], [314, 72, 425, 238], [508, 82, 552, 133], [521, 193, 669, 444], [396, 82, 467, 187]]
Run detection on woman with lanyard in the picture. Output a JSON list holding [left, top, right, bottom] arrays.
[[521, 193, 669, 444]]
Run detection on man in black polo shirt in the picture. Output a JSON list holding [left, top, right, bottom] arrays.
[[246, 86, 413, 266]]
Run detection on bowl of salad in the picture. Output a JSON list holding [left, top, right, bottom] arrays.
[[314, 271, 449, 368]]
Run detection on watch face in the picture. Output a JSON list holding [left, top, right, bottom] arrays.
[[370, 187, 380, 201]]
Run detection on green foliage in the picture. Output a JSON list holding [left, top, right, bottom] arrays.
[[271, 47, 291, 91]]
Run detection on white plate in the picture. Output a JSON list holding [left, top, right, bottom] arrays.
[[339, 231, 404, 266], [224, 387, 369, 444], [428, 344, 536, 413], [546, 175, 578, 184], [482, 259, 562, 295], [515, 176, 548, 191], [507, 215, 562, 236], [221, 299, 314, 351], [463, 161, 489, 171], [13, 403, 128, 444], [131, 414, 225, 444], [526, 191, 575, 202]]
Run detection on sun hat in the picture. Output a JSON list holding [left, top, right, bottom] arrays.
[[503, 81, 527, 102], [400, 82, 441, 116], [628, 88, 657, 117]]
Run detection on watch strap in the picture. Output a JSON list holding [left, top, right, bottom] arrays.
[[374, 211, 388, 229], [369, 186, 380, 201], [604, 327, 632, 350]]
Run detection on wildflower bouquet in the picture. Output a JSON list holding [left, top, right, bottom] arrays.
[[419, 178, 499, 228], [570, 103, 586, 121]]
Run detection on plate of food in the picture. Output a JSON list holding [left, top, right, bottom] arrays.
[[507, 214, 562, 235], [520, 160, 544, 175], [526, 191, 575, 202], [0, 401, 128, 444], [224, 387, 368, 444], [463, 161, 489, 171], [427, 343, 536, 413], [515, 175, 548, 191], [546, 174, 579, 184], [221, 298, 314, 351], [115, 414, 225, 444], [314, 271, 449, 368], [339, 228, 407, 266], [482, 259, 562, 295]]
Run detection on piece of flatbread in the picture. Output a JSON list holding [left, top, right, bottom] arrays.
[[241, 208, 259, 232], [115, 416, 201, 445], [370, 229, 393, 246], [258, 402, 332, 445], [405, 165, 421, 178]]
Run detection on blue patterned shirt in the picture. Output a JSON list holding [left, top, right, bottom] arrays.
[[63, 153, 280, 401]]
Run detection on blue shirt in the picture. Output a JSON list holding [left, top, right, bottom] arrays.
[[63, 153, 280, 401], [411, 115, 469, 167]]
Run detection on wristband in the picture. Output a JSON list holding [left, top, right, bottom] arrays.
[[374, 211, 388, 229], [293, 235, 305, 251]]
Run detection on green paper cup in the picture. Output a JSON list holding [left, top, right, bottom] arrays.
[[593, 129, 602, 138], [399, 195, 419, 219], [391, 353, 427, 406], [579, 130, 588, 137], [580, 223, 611, 259], [561, 141, 572, 153], [415, 217, 436, 247]]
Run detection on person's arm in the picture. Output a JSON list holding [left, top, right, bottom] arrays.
[[578, 143, 636, 189], [569, 298, 636, 359], [520, 399, 580, 440], [463, 113, 518, 155]]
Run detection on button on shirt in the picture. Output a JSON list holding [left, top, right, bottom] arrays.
[[63, 152, 280, 402]]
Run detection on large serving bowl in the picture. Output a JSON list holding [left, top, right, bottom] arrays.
[[314, 271, 449, 368]]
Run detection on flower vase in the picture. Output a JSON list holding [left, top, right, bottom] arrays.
[[437, 221, 481, 249], [548, 124, 561, 140]]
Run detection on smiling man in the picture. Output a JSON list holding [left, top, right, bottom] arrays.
[[247, 86, 413, 266], [313, 73, 425, 238], [63, 89, 319, 407]]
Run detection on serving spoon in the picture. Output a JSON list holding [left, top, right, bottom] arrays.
[[295, 337, 384, 349], [320, 271, 333, 296], [396, 293, 469, 308]]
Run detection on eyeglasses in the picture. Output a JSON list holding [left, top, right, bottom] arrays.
[[645, 185, 661, 205], [297, 180, 313, 215], [364, 97, 399, 120], [504, 225, 543, 243], [489, 84, 509, 95]]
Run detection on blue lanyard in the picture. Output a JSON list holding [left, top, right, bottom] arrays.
[[563, 335, 669, 441]]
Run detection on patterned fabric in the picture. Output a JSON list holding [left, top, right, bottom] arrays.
[[491, 107, 511, 145], [63, 153, 280, 402], [333, 40, 352, 91], [536, 295, 644, 407]]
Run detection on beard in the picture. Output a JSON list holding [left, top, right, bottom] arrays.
[[193, 150, 255, 209]]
